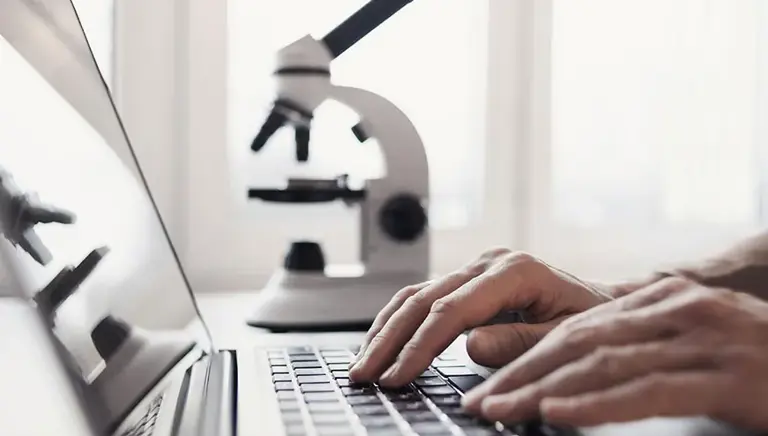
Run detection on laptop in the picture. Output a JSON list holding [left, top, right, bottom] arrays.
[[0, 1, 758, 435]]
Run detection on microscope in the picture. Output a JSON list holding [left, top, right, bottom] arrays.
[[247, 0, 430, 331]]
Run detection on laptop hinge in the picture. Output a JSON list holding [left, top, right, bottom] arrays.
[[174, 350, 236, 436]]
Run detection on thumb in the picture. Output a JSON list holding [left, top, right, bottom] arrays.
[[466, 322, 558, 368]]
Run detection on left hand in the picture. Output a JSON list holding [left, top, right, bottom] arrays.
[[462, 277, 768, 431]]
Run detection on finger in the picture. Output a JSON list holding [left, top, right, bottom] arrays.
[[350, 281, 433, 367], [17, 230, 52, 265], [466, 321, 562, 368], [24, 205, 75, 224], [539, 372, 727, 427], [479, 341, 714, 422], [378, 257, 539, 386], [349, 269, 479, 382], [463, 306, 679, 411], [561, 276, 692, 326]]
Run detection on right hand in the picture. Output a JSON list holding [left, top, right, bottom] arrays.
[[348, 249, 616, 387]]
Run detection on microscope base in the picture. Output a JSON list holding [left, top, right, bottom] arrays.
[[246, 268, 427, 332]]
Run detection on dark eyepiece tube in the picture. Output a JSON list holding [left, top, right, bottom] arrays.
[[321, 0, 414, 59]]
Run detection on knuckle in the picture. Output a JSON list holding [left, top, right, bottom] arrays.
[[589, 346, 622, 374], [401, 292, 432, 313], [660, 276, 693, 290], [502, 251, 538, 266], [394, 284, 423, 303], [479, 247, 513, 261], [682, 291, 731, 319], [430, 297, 461, 316], [559, 324, 595, 350]]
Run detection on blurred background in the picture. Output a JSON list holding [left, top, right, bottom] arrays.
[[14, 0, 768, 292]]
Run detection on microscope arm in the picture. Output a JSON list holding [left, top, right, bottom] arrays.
[[321, 0, 414, 59]]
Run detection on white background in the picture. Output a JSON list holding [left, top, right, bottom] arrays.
[[75, 0, 768, 291]]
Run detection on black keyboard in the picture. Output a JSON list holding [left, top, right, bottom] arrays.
[[265, 346, 510, 436], [119, 392, 164, 436]]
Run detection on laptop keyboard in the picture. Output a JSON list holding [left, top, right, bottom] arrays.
[[266, 346, 511, 436], [119, 392, 164, 436]]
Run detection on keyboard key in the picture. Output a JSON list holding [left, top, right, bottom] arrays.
[[325, 356, 352, 364], [420, 370, 438, 378], [267, 351, 285, 359], [392, 402, 429, 412], [284, 424, 308, 436], [421, 386, 457, 397], [328, 364, 350, 371], [380, 386, 415, 395], [439, 407, 466, 416], [336, 379, 352, 387], [352, 404, 390, 415], [384, 392, 421, 402], [409, 422, 451, 435], [366, 430, 404, 436], [277, 391, 297, 400], [293, 362, 323, 369], [307, 402, 346, 413], [461, 428, 501, 436], [401, 411, 440, 423], [279, 400, 301, 411], [273, 374, 293, 382], [270, 358, 287, 366], [345, 395, 381, 406], [274, 382, 297, 391], [429, 396, 462, 407], [360, 416, 397, 428], [446, 414, 477, 426], [311, 413, 350, 425], [295, 368, 326, 376], [415, 378, 446, 387], [290, 355, 320, 362], [341, 386, 376, 396], [315, 424, 355, 436], [287, 347, 314, 354], [448, 375, 485, 393], [437, 367, 476, 377], [332, 371, 350, 379], [320, 350, 351, 357], [271, 366, 290, 374], [431, 360, 464, 368], [298, 375, 331, 384], [304, 392, 341, 402], [436, 354, 458, 361], [281, 412, 304, 424], [301, 384, 336, 393]]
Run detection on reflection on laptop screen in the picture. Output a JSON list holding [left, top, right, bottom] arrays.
[[0, 0, 212, 430]]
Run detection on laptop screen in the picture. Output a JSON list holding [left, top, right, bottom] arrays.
[[0, 0, 213, 429]]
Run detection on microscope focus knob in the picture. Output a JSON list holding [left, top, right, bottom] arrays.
[[379, 194, 428, 243]]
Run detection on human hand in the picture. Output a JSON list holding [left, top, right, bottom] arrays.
[[463, 278, 768, 431], [349, 249, 614, 387], [0, 194, 75, 265]]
